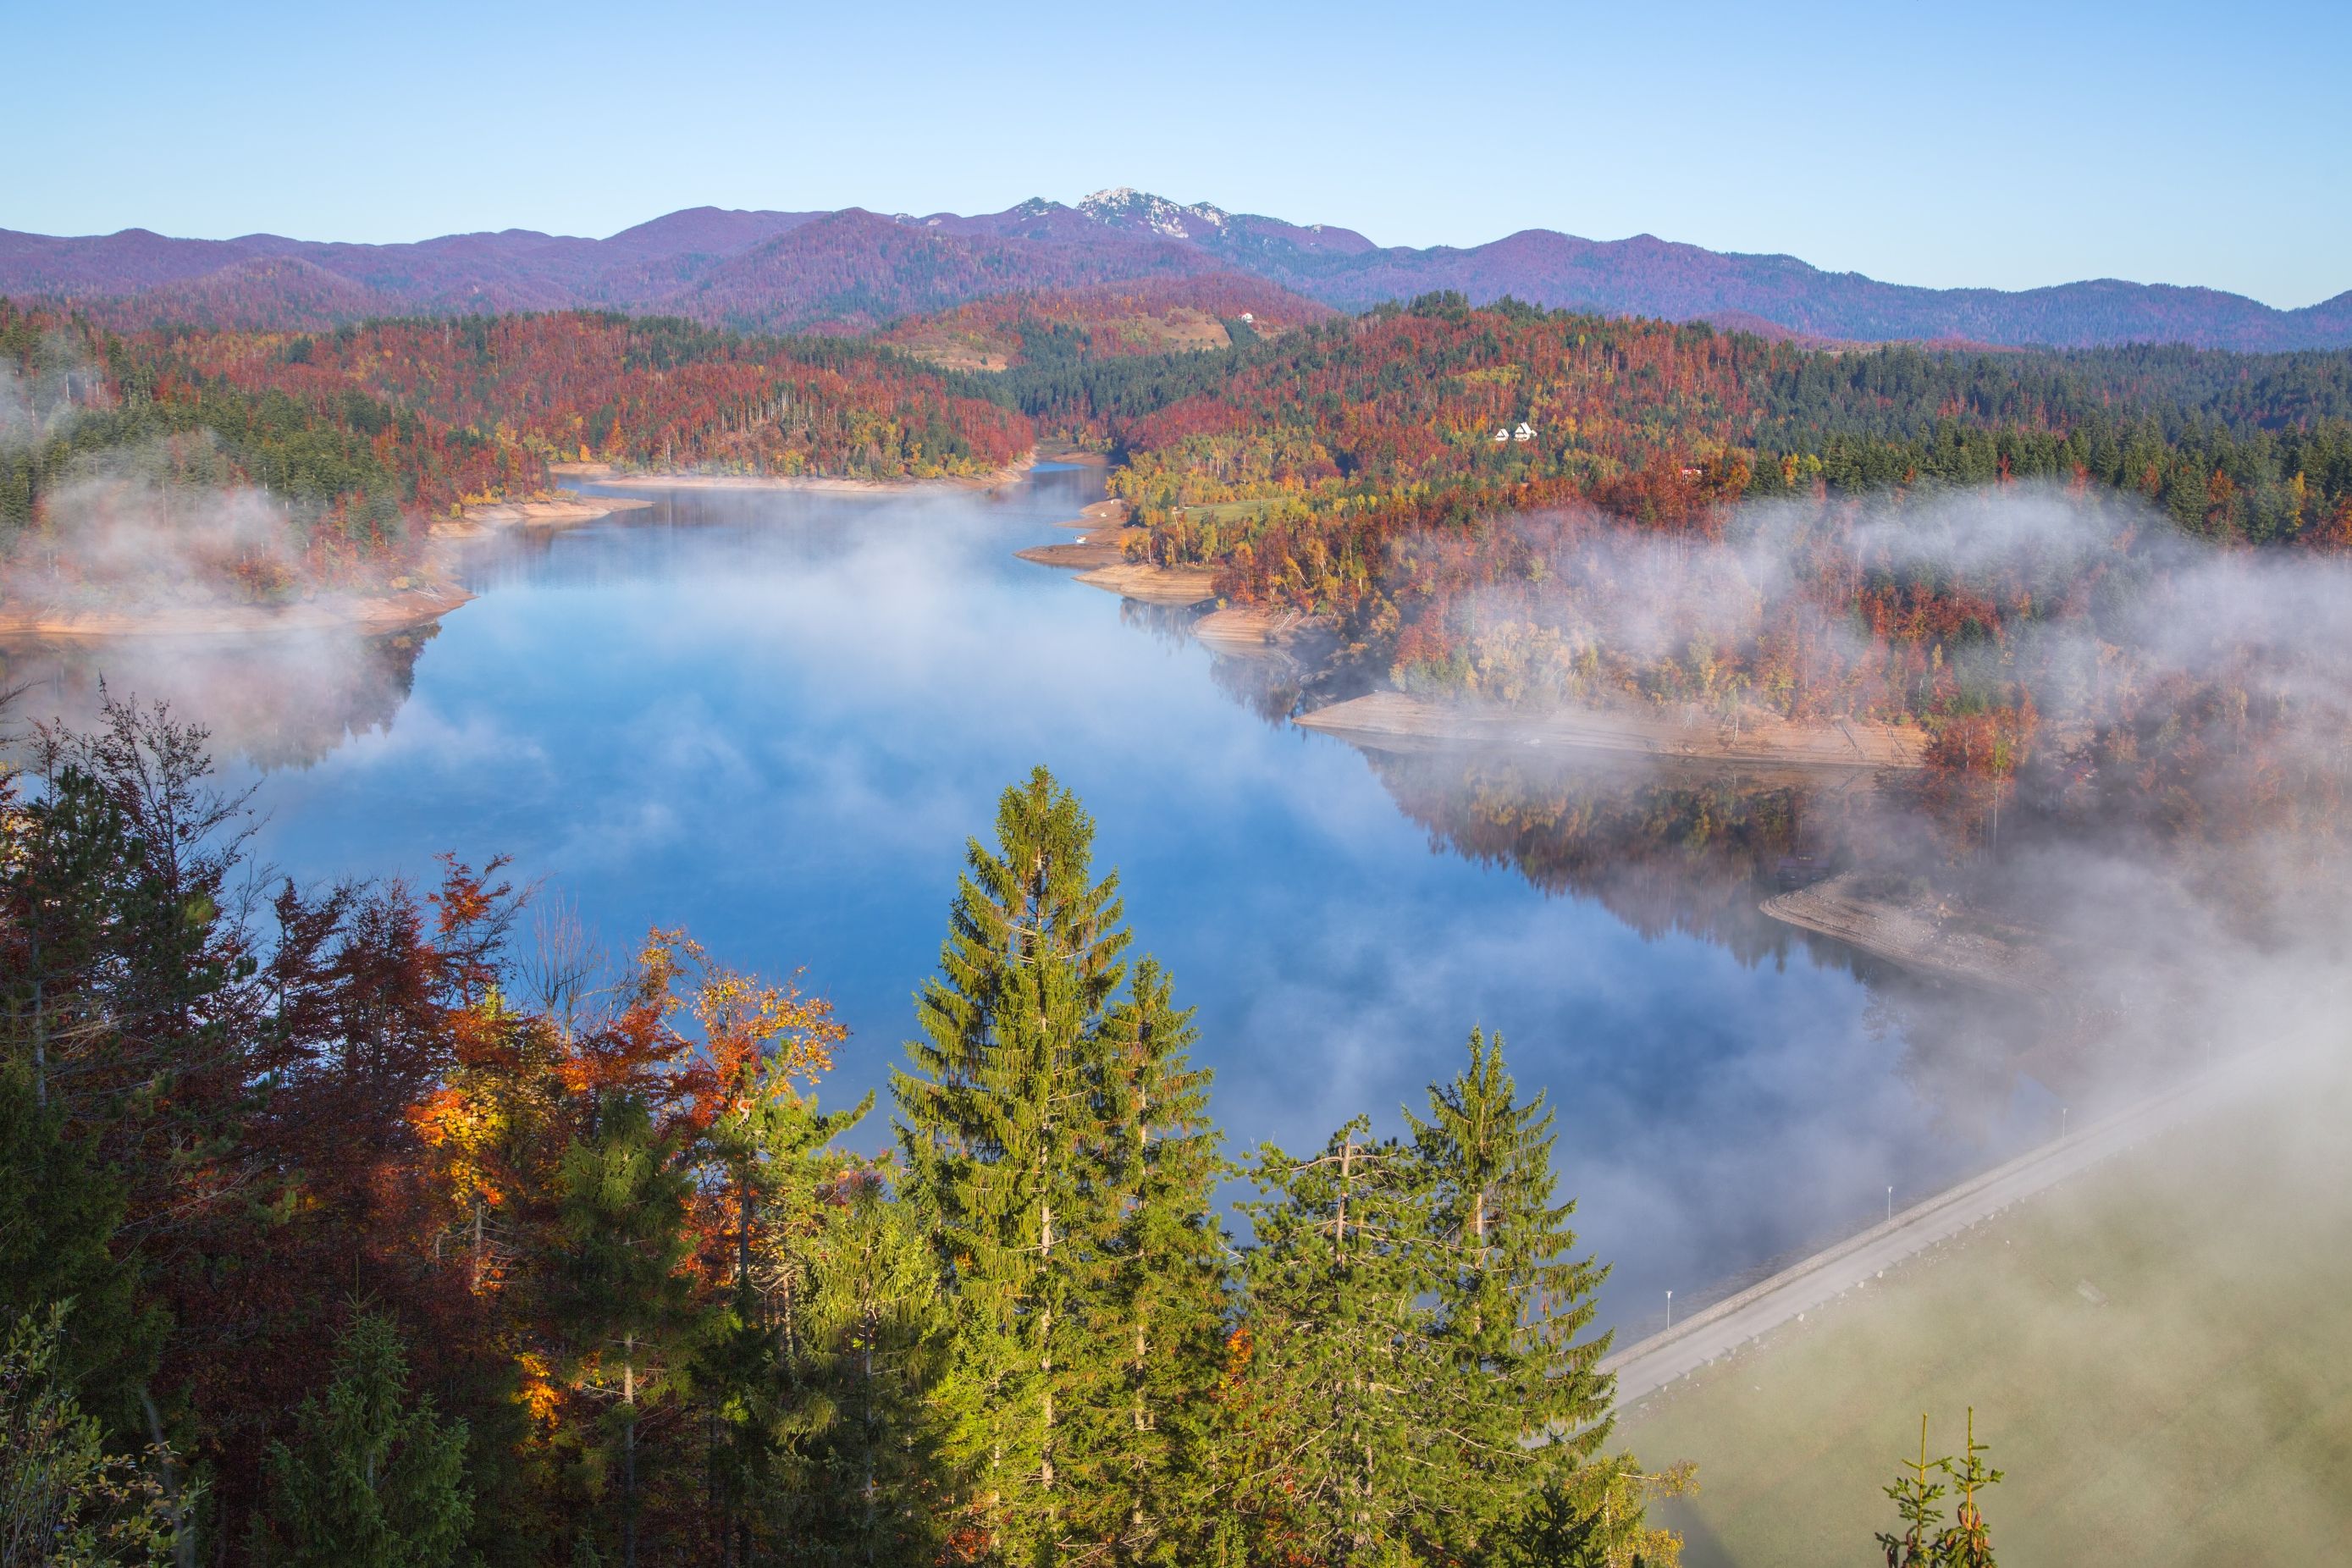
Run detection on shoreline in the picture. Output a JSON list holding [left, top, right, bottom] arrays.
[[441, 494, 654, 535], [555, 452, 1038, 494], [1073, 561, 1221, 606], [1192, 605, 1332, 660], [0, 492, 651, 643], [0, 581, 475, 641], [1294, 689, 1928, 770], [1759, 870, 2062, 997], [1056, 500, 1131, 529]]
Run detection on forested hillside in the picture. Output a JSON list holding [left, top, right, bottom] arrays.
[[1060, 296, 2352, 785], [0, 733, 1677, 1566], [2, 301, 445, 605], [172, 312, 1034, 483], [1, 302, 1033, 614], [880, 273, 1330, 372]]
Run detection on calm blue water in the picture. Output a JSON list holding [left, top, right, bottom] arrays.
[[12, 467, 2022, 1338]]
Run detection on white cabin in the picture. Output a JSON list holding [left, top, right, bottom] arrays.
[[1492, 428, 1510, 444], [1239, 312, 1255, 323], [1513, 421, 1537, 442]]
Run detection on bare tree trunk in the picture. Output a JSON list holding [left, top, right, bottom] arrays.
[[141, 1386, 196, 1568], [623, 1355, 639, 1568]]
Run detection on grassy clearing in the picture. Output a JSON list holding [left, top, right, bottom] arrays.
[[1617, 1063, 2352, 1566], [1175, 499, 1278, 526]]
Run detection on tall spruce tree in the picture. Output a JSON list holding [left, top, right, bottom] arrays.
[[1065, 956, 1228, 1565], [544, 1093, 702, 1568], [698, 1078, 870, 1565], [893, 768, 1223, 1567], [0, 1061, 161, 1437], [1405, 1029, 1612, 1549], [257, 1312, 474, 1568], [1230, 1117, 1449, 1565], [793, 1171, 952, 1567], [1231, 1031, 1632, 1566]]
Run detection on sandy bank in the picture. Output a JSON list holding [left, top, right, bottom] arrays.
[[1192, 605, 1330, 660], [1056, 500, 1131, 530], [0, 581, 475, 640], [1760, 870, 2060, 996], [564, 453, 1037, 494], [1293, 689, 1928, 770], [1016, 531, 1142, 570], [1073, 563, 1221, 606], [438, 495, 654, 537]]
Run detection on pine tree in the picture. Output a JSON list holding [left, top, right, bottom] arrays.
[[1495, 1454, 1692, 1568], [1229, 1117, 1446, 1565], [893, 767, 1129, 1565], [257, 1312, 473, 1568], [1064, 956, 1228, 1565], [1876, 1415, 1948, 1568], [698, 1076, 869, 1565], [793, 1169, 953, 1568], [543, 1093, 702, 1568], [0, 1062, 161, 1436], [1932, 1411, 2001, 1568], [894, 767, 1232, 1567], [1405, 1028, 1612, 1552]]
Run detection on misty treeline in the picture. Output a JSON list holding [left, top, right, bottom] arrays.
[[0, 301, 1030, 607], [15, 279, 2352, 648], [0, 705, 1683, 1567], [1017, 297, 2351, 782], [2, 301, 424, 599]]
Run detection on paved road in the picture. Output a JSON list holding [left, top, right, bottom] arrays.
[[1599, 1054, 2278, 1412]]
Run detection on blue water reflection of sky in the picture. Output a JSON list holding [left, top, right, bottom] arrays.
[[190, 467, 1971, 1335]]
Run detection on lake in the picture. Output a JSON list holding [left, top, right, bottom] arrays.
[[3, 465, 2052, 1338]]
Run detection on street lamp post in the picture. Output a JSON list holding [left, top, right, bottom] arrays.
[[2062, 1106, 2069, 1139], [1886, 1184, 1893, 1223], [1665, 1289, 1673, 1329]]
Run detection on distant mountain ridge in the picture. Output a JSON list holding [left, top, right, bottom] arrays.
[[6, 190, 2347, 351]]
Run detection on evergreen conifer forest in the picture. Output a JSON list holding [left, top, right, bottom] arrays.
[[7, 19, 2346, 1549], [0, 715, 1687, 1565]]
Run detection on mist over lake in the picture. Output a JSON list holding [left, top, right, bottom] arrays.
[[3, 465, 2058, 1338]]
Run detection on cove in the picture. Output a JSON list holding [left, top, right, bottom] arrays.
[[3, 467, 2034, 1338]]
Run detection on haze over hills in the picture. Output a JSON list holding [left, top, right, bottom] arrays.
[[5, 187, 2349, 350]]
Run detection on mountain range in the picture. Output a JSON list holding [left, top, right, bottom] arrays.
[[6, 187, 2347, 351]]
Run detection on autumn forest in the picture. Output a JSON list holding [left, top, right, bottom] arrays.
[[7, 248, 2352, 1566]]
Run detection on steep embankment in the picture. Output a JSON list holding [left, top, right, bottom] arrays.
[[1295, 690, 1927, 770], [1759, 870, 2063, 997]]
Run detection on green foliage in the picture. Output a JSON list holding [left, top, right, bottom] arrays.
[[1231, 1117, 1449, 1562], [1228, 1030, 1626, 1565], [0, 1063, 160, 1435], [1876, 1411, 2001, 1568], [0, 704, 1688, 1565], [543, 1094, 703, 1567], [892, 766, 1227, 1565], [1407, 1029, 1614, 1518], [788, 1173, 954, 1566], [1065, 955, 1229, 1565], [258, 1312, 474, 1568], [1493, 1454, 1693, 1568], [0, 1306, 182, 1568]]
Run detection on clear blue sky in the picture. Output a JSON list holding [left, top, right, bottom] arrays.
[[8, 0, 2346, 306]]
